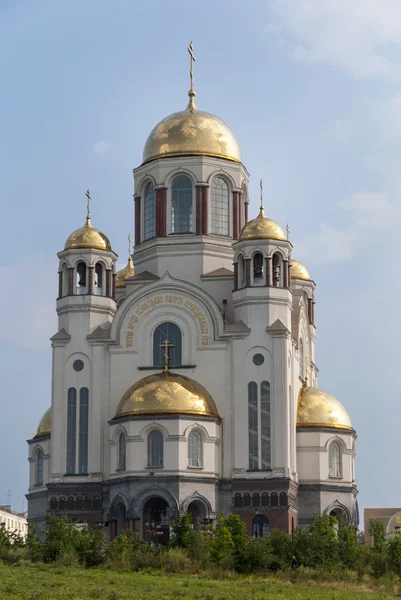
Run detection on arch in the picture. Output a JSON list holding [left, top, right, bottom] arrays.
[[253, 252, 264, 283], [181, 492, 212, 516], [49, 497, 57, 511], [325, 502, 351, 523], [248, 381, 258, 470], [109, 494, 130, 517], [76, 261, 87, 295], [118, 431, 126, 470], [153, 321, 182, 367], [144, 181, 156, 240], [270, 492, 278, 506], [244, 493, 251, 507], [207, 169, 236, 190], [93, 496, 101, 511], [94, 262, 104, 296], [147, 430, 164, 467], [234, 493, 243, 507], [137, 173, 157, 197], [34, 446, 44, 486], [328, 441, 342, 478], [67, 496, 75, 511], [76, 496, 83, 510], [279, 492, 288, 506], [272, 252, 282, 288], [261, 492, 269, 506], [78, 387, 89, 475], [130, 486, 179, 519], [210, 176, 229, 236], [58, 497, 66, 511], [66, 387, 77, 474], [252, 514, 269, 537], [171, 175, 193, 234], [84, 496, 92, 510], [188, 430, 203, 467], [252, 493, 260, 507]]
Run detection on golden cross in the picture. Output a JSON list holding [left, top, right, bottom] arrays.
[[188, 41, 196, 91], [286, 223, 290, 241], [85, 189, 91, 218], [127, 233, 132, 258], [260, 178, 264, 209], [160, 338, 175, 373]]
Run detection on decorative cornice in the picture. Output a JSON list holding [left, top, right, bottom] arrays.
[[50, 328, 71, 346]]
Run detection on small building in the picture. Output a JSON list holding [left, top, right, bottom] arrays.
[[364, 508, 401, 545], [0, 506, 28, 539]]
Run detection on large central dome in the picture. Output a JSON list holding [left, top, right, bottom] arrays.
[[142, 92, 241, 164]]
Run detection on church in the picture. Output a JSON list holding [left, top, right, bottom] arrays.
[[27, 45, 358, 540]]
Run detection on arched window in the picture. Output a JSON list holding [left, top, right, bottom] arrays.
[[188, 430, 203, 467], [241, 182, 247, 228], [280, 492, 288, 506], [261, 381, 271, 470], [252, 514, 269, 537], [59, 497, 66, 511], [118, 432, 126, 470], [252, 493, 260, 507], [94, 263, 103, 295], [66, 387, 77, 474], [253, 253, 263, 278], [35, 448, 44, 485], [148, 430, 164, 467], [50, 497, 57, 511], [329, 442, 342, 477], [171, 176, 193, 234], [272, 253, 281, 287], [270, 492, 278, 506], [79, 387, 89, 474], [76, 262, 87, 295], [84, 497, 92, 510], [299, 339, 304, 379], [93, 496, 101, 511], [210, 177, 229, 235], [144, 182, 156, 240], [261, 493, 269, 506], [248, 382, 258, 470], [237, 255, 245, 289], [243, 493, 251, 507], [67, 496, 75, 511], [153, 322, 182, 367], [76, 497, 83, 510], [234, 493, 243, 507]]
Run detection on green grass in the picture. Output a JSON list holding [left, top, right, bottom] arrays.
[[0, 564, 398, 600]]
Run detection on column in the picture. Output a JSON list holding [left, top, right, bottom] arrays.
[[156, 187, 167, 237], [244, 202, 249, 224], [68, 267, 74, 295], [245, 259, 251, 287], [283, 260, 288, 288], [312, 301, 316, 326], [134, 196, 141, 246], [196, 185, 203, 235], [112, 273, 116, 300], [233, 262, 238, 291], [238, 191, 243, 231], [106, 269, 112, 297], [58, 271, 63, 298], [287, 261, 291, 289], [265, 258, 270, 287], [201, 186, 209, 234], [87, 266, 94, 295]]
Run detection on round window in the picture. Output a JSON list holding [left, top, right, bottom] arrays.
[[253, 354, 264, 366], [73, 359, 84, 372]]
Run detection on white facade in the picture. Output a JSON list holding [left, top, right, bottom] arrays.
[[0, 507, 28, 539], [27, 85, 358, 538]]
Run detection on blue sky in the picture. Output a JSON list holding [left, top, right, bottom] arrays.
[[1, 0, 401, 522]]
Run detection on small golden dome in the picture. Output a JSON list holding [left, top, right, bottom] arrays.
[[64, 216, 111, 252], [115, 372, 219, 419], [34, 407, 51, 438], [142, 92, 241, 164], [115, 257, 135, 289], [297, 385, 353, 431], [291, 259, 311, 281], [239, 207, 286, 242]]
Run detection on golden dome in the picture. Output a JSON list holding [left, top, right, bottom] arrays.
[[115, 257, 135, 288], [115, 372, 219, 419], [297, 384, 353, 431], [34, 407, 51, 438], [142, 92, 241, 164], [64, 216, 111, 251], [291, 259, 311, 281], [239, 207, 286, 242]]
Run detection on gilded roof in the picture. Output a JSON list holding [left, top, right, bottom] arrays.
[[297, 385, 353, 431], [291, 259, 311, 281], [115, 257, 135, 288], [239, 207, 286, 242], [142, 92, 241, 164], [35, 407, 51, 438], [64, 216, 111, 252], [115, 372, 219, 419]]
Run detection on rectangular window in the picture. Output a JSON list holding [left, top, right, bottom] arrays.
[[260, 381, 271, 470], [248, 382, 258, 469]]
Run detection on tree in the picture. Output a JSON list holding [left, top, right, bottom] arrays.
[[170, 513, 194, 549]]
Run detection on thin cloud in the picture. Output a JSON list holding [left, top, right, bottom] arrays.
[[92, 140, 111, 156], [267, 0, 401, 78], [297, 193, 399, 264]]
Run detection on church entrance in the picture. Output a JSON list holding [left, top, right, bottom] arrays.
[[187, 500, 207, 530], [143, 497, 170, 545]]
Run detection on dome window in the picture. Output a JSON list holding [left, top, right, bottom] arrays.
[[253, 253, 264, 278], [148, 430, 164, 468], [272, 253, 281, 287], [76, 262, 87, 295], [94, 263, 104, 296], [171, 176, 193, 234], [210, 177, 229, 236], [144, 182, 156, 240]]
